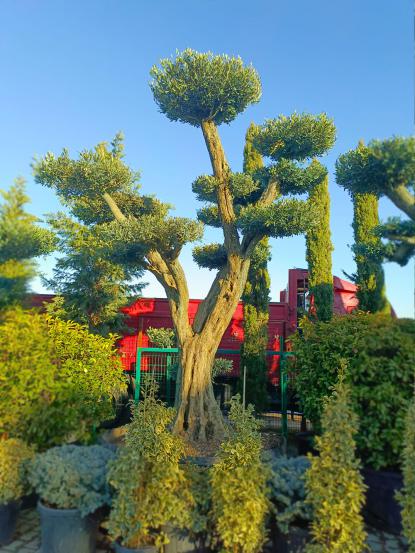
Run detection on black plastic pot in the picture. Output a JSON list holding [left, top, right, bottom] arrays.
[[37, 501, 98, 553], [0, 500, 20, 546], [362, 468, 403, 534], [272, 524, 310, 553], [294, 431, 316, 456], [164, 525, 198, 553], [113, 542, 157, 553]]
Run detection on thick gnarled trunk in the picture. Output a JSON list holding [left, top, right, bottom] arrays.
[[173, 335, 225, 441]]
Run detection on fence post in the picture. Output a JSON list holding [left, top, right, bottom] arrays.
[[135, 348, 142, 403], [280, 336, 288, 449]]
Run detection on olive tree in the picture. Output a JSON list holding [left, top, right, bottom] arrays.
[[34, 50, 335, 442], [336, 137, 415, 266]]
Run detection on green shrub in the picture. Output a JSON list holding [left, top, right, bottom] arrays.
[[210, 396, 270, 553], [0, 438, 34, 504], [147, 326, 176, 348], [305, 378, 367, 553], [269, 456, 312, 534], [211, 357, 233, 380], [0, 309, 127, 449], [106, 378, 191, 549], [28, 445, 114, 516], [293, 314, 415, 469], [183, 464, 213, 548], [396, 394, 415, 553]]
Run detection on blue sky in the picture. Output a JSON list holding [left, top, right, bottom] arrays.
[[1, 0, 413, 317]]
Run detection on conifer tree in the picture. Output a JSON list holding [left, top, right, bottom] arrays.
[[305, 173, 333, 321], [352, 191, 389, 313], [336, 137, 415, 266], [238, 123, 270, 411], [0, 178, 55, 309], [44, 214, 144, 335], [305, 376, 367, 553], [34, 50, 335, 441]]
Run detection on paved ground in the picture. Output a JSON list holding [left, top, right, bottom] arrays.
[[0, 508, 409, 552]]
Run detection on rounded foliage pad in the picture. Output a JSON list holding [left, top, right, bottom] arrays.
[[254, 113, 336, 162], [150, 49, 261, 126]]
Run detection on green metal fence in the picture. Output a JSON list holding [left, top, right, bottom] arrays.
[[134, 337, 301, 441]]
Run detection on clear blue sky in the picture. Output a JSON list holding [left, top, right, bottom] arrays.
[[1, 0, 413, 317]]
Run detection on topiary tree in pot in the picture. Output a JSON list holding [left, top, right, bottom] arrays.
[[106, 378, 192, 553], [0, 438, 34, 546], [305, 376, 367, 553], [28, 444, 115, 553], [268, 456, 312, 552], [210, 396, 270, 553]]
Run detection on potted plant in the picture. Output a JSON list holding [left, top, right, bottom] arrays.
[[0, 438, 34, 546], [106, 378, 192, 553], [268, 456, 312, 552], [28, 444, 115, 553], [210, 396, 270, 553]]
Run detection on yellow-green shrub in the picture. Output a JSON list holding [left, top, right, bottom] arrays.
[[396, 394, 415, 553], [0, 438, 34, 504], [305, 377, 367, 553], [0, 309, 127, 449], [106, 379, 191, 548], [210, 396, 270, 553]]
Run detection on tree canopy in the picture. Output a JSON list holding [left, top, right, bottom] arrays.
[[0, 178, 55, 309], [336, 137, 415, 265]]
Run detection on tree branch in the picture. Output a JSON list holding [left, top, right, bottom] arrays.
[[387, 185, 415, 220], [201, 120, 241, 254], [102, 192, 127, 222]]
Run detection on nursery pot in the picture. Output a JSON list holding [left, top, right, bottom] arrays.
[[0, 500, 21, 546], [113, 542, 157, 553], [362, 468, 403, 534], [271, 520, 310, 553], [163, 525, 197, 553], [37, 501, 98, 553]]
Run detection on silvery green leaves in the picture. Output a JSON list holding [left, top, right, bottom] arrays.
[[33, 138, 140, 199], [237, 198, 319, 238], [260, 159, 328, 196], [254, 113, 336, 162], [193, 243, 227, 270], [28, 445, 115, 517], [336, 137, 415, 197], [150, 49, 261, 127]]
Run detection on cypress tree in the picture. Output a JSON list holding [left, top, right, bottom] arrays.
[[306, 172, 333, 322], [352, 191, 389, 313], [238, 123, 270, 412]]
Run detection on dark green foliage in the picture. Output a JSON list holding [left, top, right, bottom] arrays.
[[306, 173, 333, 322], [44, 214, 144, 335], [0, 179, 55, 309], [352, 192, 389, 313], [193, 243, 227, 270], [336, 137, 415, 265], [292, 315, 415, 469], [258, 158, 328, 196], [150, 49, 261, 127], [238, 124, 270, 412]]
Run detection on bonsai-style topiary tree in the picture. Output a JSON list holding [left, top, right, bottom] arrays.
[[0, 179, 55, 309], [336, 137, 415, 266], [238, 122, 271, 411], [44, 213, 144, 335], [305, 376, 367, 553], [34, 49, 336, 441], [305, 171, 333, 321], [396, 392, 415, 553]]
